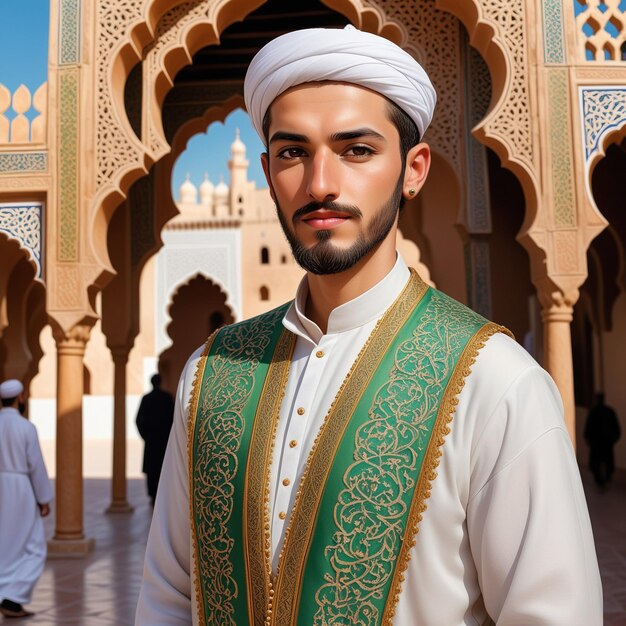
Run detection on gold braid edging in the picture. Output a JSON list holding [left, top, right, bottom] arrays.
[[381, 322, 512, 625], [244, 329, 296, 626], [187, 333, 218, 626]]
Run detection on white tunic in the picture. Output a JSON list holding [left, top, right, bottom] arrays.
[[0, 406, 53, 605], [136, 256, 602, 625]]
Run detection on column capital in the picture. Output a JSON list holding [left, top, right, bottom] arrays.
[[109, 345, 131, 365], [537, 287, 577, 322], [51, 322, 92, 354]]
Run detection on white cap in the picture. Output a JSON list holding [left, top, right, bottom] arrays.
[[0, 379, 24, 399], [244, 25, 436, 146]]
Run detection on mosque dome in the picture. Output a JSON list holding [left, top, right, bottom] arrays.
[[179, 173, 198, 204], [199, 173, 214, 206], [215, 176, 229, 199], [230, 128, 246, 159]]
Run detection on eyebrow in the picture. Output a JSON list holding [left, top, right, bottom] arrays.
[[268, 128, 386, 145]]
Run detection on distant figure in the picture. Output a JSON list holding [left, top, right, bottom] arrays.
[[0, 379, 53, 618], [136, 374, 174, 504], [585, 392, 621, 488]]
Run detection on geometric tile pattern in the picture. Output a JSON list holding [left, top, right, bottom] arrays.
[[548, 69, 576, 227], [542, 0, 566, 63], [0, 151, 48, 172], [59, 0, 81, 66]]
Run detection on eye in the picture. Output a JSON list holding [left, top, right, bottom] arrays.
[[343, 145, 374, 158], [276, 147, 307, 160]]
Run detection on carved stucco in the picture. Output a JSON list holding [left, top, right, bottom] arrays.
[[541, 0, 566, 64], [581, 86, 626, 166], [0, 203, 44, 280]]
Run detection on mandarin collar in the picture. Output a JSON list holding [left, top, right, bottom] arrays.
[[283, 254, 410, 343]]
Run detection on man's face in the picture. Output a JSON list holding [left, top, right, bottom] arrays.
[[261, 83, 406, 275]]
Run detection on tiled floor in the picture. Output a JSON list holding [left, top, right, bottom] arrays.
[[2, 471, 624, 624]]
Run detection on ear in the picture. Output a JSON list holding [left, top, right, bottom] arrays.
[[260, 152, 276, 203], [402, 142, 431, 201]]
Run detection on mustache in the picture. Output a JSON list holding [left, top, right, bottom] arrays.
[[292, 201, 363, 223]]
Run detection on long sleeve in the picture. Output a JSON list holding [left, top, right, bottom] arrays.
[[26, 424, 52, 505], [394, 333, 602, 625], [135, 351, 203, 625], [466, 367, 603, 625]]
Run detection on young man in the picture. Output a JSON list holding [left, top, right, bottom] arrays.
[[0, 379, 52, 618], [136, 27, 602, 625]]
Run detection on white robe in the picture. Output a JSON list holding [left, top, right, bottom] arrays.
[[0, 407, 52, 605], [136, 256, 602, 625]]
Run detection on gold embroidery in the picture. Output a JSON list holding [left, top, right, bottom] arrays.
[[310, 290, 512, 626], [381, 321, 513, 625], [244, 329, 296, 626], [271, 271, 428, 625], [191, 307, 287, 625], [187, 334, 217, 626]]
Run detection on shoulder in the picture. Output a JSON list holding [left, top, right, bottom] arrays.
[[453, 333, 567, 491]]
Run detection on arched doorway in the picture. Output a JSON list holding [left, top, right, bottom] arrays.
[[574, 139, 626, 466], [158, 274, 235, 393]]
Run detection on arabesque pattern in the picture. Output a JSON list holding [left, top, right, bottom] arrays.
[[575, 0, 626, 61], [369, 0, 463, 174], [96, 0, 147, 189], [0, 203, 43, 278], [581, 87, 626, 162]]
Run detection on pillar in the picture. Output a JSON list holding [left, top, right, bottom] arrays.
[[541, 303, 576, 447], [48, 324, 95, 556], [106, 347, 133, 513]]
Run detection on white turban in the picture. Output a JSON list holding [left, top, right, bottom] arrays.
[[0, 379, 23, 399], [244, 25, 436, 146]]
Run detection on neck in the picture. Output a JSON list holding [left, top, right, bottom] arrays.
[[304, 238, 396, 333]]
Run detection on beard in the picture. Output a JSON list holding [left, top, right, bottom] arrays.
[[275, 175, 403, 275]]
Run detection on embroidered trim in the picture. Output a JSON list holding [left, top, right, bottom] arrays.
[[244, 329, 296, 626], [187, 334, 217, 626], [191, 306, 288, 625], [271, 271, 428, 625], [381, 322, 513, 625]]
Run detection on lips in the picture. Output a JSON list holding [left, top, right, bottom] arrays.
[[301, 210, 352, 230]]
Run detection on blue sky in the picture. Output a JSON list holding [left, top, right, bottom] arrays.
[[0, 2, 266, 197]]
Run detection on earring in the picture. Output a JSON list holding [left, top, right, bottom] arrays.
[[408, 188, 416, 197]]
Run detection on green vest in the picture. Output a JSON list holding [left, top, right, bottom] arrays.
[[188, 271, 510, 626]]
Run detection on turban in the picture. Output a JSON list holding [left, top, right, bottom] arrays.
[[244, 25, 437, 146], [0, 379, 23, 399]]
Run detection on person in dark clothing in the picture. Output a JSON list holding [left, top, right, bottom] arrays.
[[584, 392, 621, 488], [136, 374, 175, 504]]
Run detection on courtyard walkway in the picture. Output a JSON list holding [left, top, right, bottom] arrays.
[[2, 472, 625, 625]]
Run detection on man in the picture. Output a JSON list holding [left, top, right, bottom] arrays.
[[135, 374, 175, 505], [0, 379, 52, 618], [585, 391, 621, 489], [136, 26, 602, 625]]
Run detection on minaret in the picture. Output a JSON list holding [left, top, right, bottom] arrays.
[[228, 128, 249, 217]]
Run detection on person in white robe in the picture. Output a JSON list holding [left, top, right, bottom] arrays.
[[136, 26, 602, 625], [0, 379, 53, 619]]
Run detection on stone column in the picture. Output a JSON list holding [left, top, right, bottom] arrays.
[[48, 324, 95, 556], [106, 347, 133, 513], [541, 302, 576, 446]]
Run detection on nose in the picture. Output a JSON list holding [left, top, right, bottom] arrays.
[[306, 149, 339, 202]]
